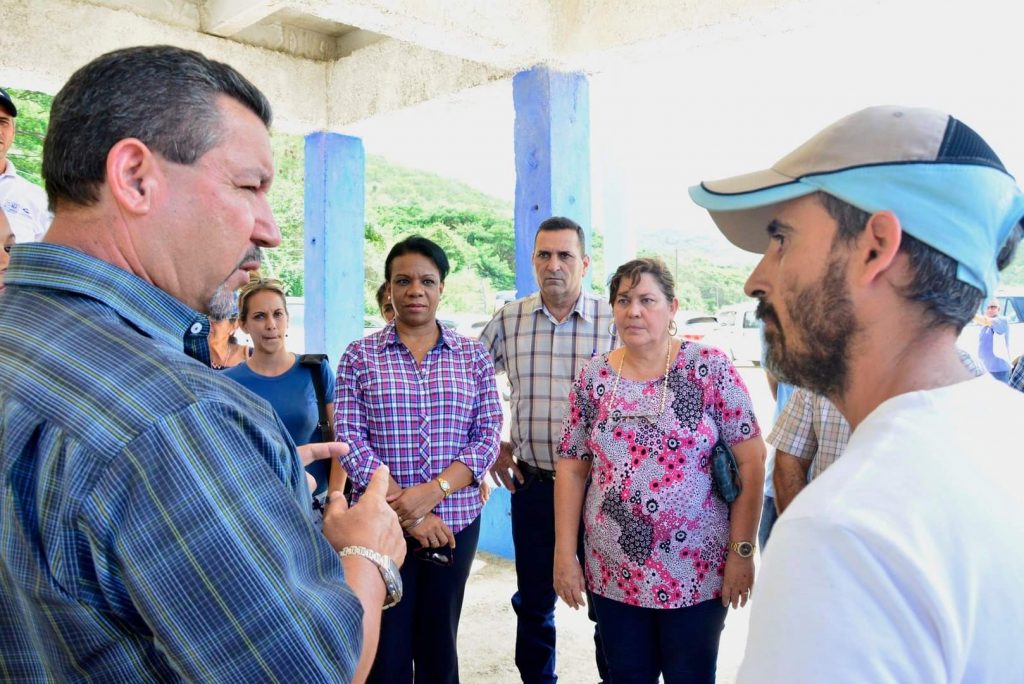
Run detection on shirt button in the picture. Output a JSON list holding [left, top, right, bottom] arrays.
[[189, 322, 204, 334]]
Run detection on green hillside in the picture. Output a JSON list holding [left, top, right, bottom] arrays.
[[6, 86, 1022, 316]]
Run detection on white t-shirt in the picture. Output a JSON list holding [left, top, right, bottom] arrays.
[[738, 374, 1024, 683], [0, 160, 50, 243]]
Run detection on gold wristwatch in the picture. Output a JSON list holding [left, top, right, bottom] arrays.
[[339, 546, 403, 609], [730, 541, 755, 558], [436, 477, 452, 498]]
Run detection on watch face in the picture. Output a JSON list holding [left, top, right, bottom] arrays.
[[737, 542, 754, 557]]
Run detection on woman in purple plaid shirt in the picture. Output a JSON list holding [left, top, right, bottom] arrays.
[[334, 236, 502, 684]]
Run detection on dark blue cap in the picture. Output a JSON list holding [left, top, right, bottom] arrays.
[[0, 88, 16, 117]]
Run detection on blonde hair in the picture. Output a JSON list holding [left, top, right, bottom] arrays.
[[237, 272, 289, 322]]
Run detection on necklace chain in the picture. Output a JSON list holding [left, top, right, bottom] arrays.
[[608, 338, 673, 421]]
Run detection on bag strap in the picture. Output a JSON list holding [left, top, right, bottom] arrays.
[[298, 353, 333, 442]]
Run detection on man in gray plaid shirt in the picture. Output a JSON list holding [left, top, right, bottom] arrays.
[[480, 216, 615, 683], [768, 388, 850, 514]]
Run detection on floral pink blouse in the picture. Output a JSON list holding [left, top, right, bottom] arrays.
[[559, 342, 760, 609]]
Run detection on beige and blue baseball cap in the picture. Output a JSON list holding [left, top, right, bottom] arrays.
[[689, 106, 1024, 297]]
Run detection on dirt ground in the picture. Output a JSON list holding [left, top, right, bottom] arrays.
[[459, 552, 752, 684]]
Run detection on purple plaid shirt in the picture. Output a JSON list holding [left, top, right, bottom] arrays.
[[334, 322, 502, 533]]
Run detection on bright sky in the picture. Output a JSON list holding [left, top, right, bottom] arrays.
[[344, 0, 1024, 266]]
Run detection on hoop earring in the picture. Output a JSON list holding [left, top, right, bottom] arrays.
[[668, 320, 678, 336], [608, 321, 618, 337]]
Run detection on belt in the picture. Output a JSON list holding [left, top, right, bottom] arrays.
[[519, 461, 556, 482]]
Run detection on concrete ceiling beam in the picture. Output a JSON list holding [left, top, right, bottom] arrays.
[[0, 0, 329, 133], [201, 0, 290, 37], [325, 37, 512, 127], [287, 0, 552, 69]]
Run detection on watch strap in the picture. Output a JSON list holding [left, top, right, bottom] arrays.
[[436, 477, 452, 498], [339, 545, 403, 609]]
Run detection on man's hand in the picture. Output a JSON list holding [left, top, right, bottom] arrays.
[[488, 441, 524, 491], [323, 465, 406, 567], [297, 441, 349, 466], [407, 513, 455, 549], [297, 442, 349, 494]]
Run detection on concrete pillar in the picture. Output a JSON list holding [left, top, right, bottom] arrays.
[[304, 132, 365, 365], [512, 67, 592, 296], [478, 68, 592, 561]]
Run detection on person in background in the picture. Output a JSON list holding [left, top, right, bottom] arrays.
[[0, 210, 13, 292], [335, 236, 502, 684], [758, 363, 793, 550], [555, 258, 765, 684], [690, 105, 1024, 681], [376, 280, 396, 322], [208, 296, 248, 370], [224, 276, 346, 506], [769, 388, 850, 515], [0, 88, 50, 242], [480, 216, 615, 683], [975, 299, 1011, 382]]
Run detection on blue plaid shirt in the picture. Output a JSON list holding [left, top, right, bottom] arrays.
[[0, 244, 363, 682]]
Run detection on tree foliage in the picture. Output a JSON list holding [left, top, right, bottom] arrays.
[[4, 88, 51, 186]]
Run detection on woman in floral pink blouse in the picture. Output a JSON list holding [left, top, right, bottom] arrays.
[[554, 258, 765, 683]]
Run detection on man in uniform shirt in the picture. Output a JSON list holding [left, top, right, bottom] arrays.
[[0, 87, 50, 242]]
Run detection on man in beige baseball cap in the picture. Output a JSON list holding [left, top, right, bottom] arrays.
[[691, 106, 1024, 681]]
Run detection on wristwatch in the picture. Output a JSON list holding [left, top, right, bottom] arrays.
[[339, 546, 403, 609], [730, 540, 756, 558], [436, 477, 452, 499]]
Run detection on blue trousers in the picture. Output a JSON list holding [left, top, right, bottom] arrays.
[[591, 594, 727, 684], [758, 494, 778, 552], [367, 517, 480, 684], [510, 468, 607, 683]]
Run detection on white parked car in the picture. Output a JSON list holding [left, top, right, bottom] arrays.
[[702, 302, 763, 366], [674, 311, 719, 344]]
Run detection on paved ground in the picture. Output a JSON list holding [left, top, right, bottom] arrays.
[[458, 365, 771, 683]]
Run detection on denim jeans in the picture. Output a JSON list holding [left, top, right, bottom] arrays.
[[591, 594, 727, 684], [758, 494, 778, 551], [510, 466, 607, 683], [368, 517, 480, 684]]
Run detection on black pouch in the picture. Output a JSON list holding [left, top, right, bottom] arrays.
[[711, 439, 742, 504]]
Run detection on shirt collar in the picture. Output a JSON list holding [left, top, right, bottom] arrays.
[[530, 291, 594, 324], [1, 159, 18, 179], [376, 319, 463, 352], [6, 243, 211, 362]]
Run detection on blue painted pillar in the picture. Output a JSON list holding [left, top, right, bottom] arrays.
[[477, 68, 592, 561], [512, 67, 592, 297], [304, 133, 364, 365]]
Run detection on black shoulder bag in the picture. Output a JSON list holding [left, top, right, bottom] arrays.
[[298, 353, 333, 443]]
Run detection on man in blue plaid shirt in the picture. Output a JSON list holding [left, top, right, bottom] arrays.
[[0, 45, 404, 682]]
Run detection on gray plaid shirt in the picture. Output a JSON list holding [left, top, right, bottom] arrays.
[[480, 291, 617, 471], [768, 388, 850, 481]]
